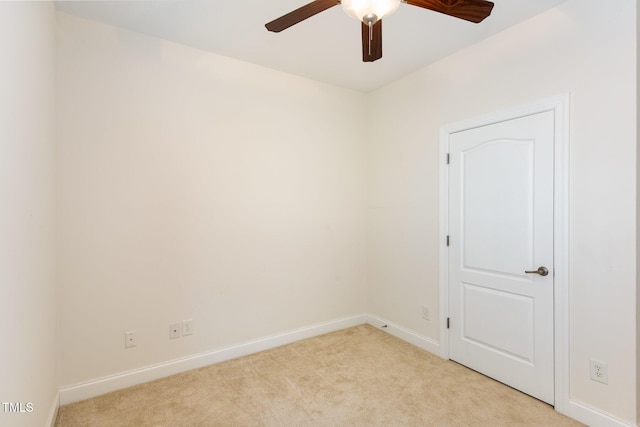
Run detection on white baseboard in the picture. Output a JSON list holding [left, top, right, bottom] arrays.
[[45, 390, 59, 427], [365, 314, 441, 356], [57, 313, 635, 427], [59, 314, 367, 406], [560, 399, 636, 427]]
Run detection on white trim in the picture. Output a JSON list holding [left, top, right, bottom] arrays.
[[365, 314, 441, 356], [563, 400, 637, 427], [59, 314, 366, 405], [45, 390, 59, 427], [438, 127, 451, 360], [439, 95, 575, 418], [551, 94, 571, 417]]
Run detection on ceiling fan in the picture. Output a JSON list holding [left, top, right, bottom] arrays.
[[266, 0, 494, 62]]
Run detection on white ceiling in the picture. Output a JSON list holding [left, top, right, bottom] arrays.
[[55, 0, 568, 92]]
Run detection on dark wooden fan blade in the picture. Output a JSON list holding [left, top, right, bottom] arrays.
[[362, 20, 382, 62], [265, 0, 340, 32], [405, 0, 494, 23]]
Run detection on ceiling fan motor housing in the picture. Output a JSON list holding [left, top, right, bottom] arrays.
[[362, 13, 378, 25]]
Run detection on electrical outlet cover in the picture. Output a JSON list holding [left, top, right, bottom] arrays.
[[182, 319, 193, 336], [590, 359, 608, 384], [422, 305, 431, 321]]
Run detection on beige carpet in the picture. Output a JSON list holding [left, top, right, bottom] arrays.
[[55, 324, 583, 426]]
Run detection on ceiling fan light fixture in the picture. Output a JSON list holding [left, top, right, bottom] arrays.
[[341, 0, 401, 23], [265, 0, 495, 62]]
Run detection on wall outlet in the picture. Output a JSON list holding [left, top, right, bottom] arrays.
[[590, 359, 608, 384], [169, 323, 181, 339], [182, 319, 193, 336], [422, 305, 431, 321], [125, 331, 137, 348]]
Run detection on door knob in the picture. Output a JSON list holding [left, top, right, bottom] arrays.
[[525, 266, 549, 276]]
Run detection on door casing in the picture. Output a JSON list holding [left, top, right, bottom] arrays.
[[438, 94, 570, 411]]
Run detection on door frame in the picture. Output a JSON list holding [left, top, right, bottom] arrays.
[[438, 94, 570, 410]]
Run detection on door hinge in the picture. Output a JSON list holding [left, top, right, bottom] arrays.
[[446, 153, 450, 164], [446, 235, 450, 246], [447, 317, 450, 329]]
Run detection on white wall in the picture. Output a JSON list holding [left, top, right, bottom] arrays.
[[367, 0, 637, 424], [0, 3, 57, 427], [56, 13, 368, 388], [637, 3, 640, 425]]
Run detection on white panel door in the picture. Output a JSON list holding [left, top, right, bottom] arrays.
[[448, 111, 554, 404]]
